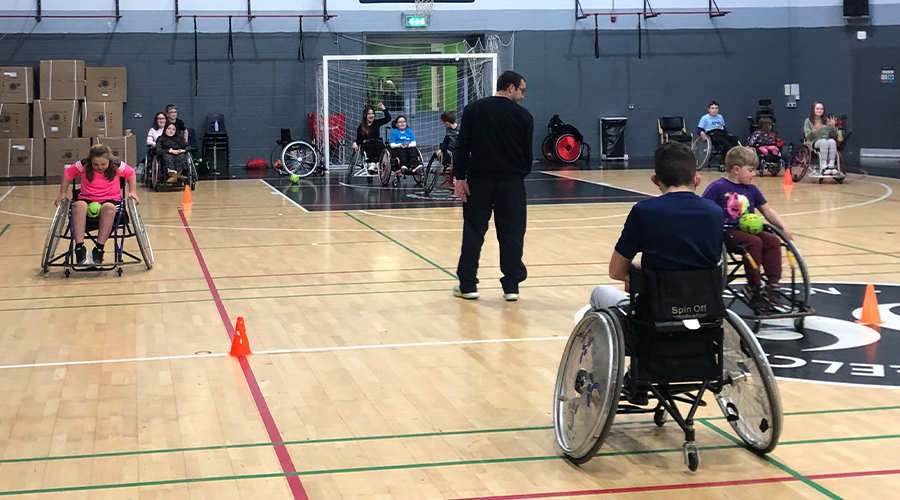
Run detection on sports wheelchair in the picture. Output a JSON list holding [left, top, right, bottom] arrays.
[[379, 145, 424, 188], [422, 150, 455, 196], [789, 142, 846, 184], [148, 148, 197, 192], [554, 267, 782, 471], [345, 138, 386, 186], [724, 224, 814, 333], [693, 129, 740, 171], [42, 179, 153, 277], [542, 115, 590, 164]]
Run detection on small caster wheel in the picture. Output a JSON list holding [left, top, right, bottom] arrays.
[[794, 317, 805, 333], [64, 268, 70, 278], [752, 320, 761, 333], [367, 177, 373, 184], [683, 442, 700, 471], [718, 165, 725, 172], [391, 175, 400, 188], [117, 267, 123, 276], [154, 184, 161, 192], [653, 408, 667, 427], [191, 181, 196, 191], [836, 177, 844, 184], [819, 178, 824, 184]]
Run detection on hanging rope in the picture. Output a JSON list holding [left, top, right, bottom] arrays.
[[227, 16, 235, 63], [297, 15, 305, 63], [594, 15, 599, 59], [637, 14, 642, 59], [193, 16, 199, 96]]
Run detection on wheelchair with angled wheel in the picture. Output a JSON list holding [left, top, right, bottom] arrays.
[[379, 146, 424, 188], [554, 266, 782, 471], [723, 224, 814, 333], [422, 150, 455, 196], [345, 138, 386, 186], [789, 142, 846, 184], [42, 178, 153, 277], [149, 149, 197, 192], [693, 129, 741, 171]]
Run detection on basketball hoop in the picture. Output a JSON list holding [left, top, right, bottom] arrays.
[[414, 0, 434, 17]]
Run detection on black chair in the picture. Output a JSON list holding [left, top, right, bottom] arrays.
[[658, 117, 694, 145], [202, 114, 229, 173]]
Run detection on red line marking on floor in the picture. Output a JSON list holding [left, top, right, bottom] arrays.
[[809, 467, 900, 481], [178, 208, 309, 500]]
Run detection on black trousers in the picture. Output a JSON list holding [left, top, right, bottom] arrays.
[[456, 175, 527, 294], [393, 147, 420, 168]]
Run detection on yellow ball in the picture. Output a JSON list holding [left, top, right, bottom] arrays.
[[290, 174, 300, 184], [87, 202, 101, 218], [739, 213, 764, 234]]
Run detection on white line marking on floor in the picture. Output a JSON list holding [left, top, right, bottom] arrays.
[[262, 179, 309, 213], [540, 171, 655, 197], [0, 186, 16, 205]]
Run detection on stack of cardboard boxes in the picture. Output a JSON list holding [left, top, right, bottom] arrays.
[[0, 60, 135, 180]]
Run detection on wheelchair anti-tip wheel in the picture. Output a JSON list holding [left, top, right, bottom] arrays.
[[42, 199, 69, 273], [717, 310, 783, 454], [692, 136, 711, 169], [282, 141, 319, 179], [127, 197, 153, 270], [378, 149, 392, 187], [554, 309, 625, 464]]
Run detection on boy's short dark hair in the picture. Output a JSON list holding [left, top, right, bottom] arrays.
[[654, 142, 697, 187], [165, 104, 177, 113], [496, 70, 525, 92], [707, 100, 719, 108], [440, 111, 456, 124], [725, 146, 759, 171]]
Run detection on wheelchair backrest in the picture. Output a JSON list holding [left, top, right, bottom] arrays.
[[628, 267, 727, 324], [658, 117, 687, 134]]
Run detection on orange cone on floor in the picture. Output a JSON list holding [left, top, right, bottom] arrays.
[[783, 183, 793, 201], [182, 185, 193, 205], [858, 284, 884, 325], [783, 171, 794, 186], [230, 316, 253, 356]]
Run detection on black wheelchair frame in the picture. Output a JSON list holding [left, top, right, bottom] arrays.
[[42, 179, 153, 277], [554, 267, 783, 471]]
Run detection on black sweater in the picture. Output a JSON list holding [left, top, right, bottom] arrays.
[[453, 96, 533, 180], [156, 135, 187, 155], [355, 109, 392, 144]]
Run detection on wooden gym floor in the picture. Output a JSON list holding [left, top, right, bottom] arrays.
[[0, 165, 898, 499]]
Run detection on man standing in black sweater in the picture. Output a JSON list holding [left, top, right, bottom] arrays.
[[453, 70, 533, 301]]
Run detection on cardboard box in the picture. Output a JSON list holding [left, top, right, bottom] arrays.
[[92, 135, 137, 167], [0, 67, 34, 103], [0, 103, 30, 138], [39, 60, 85, 100], [34, 100, 79, 138], [45, 138, 91, 175], [85, 67, 127, 102], [0, 138, 43, 178], [81, 101, 122, 138]]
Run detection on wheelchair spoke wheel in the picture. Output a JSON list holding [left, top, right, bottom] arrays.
[[692, 136, 711, 169], [541, 135, 555, 162], [554, 309, 625, 464], [790, 146, 810, 182], [555, 134, 582, 164], [765, 224, 811, 311], [422, 153, 441, 195], [378, 149, 392, 186], [128, 197, 153, 270], [346, 148, 362, 184], [716, 310, 783, 454], [282, 141, 318, 178], [42, 199, 69, 273]]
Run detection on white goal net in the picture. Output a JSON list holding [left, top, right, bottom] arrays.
[[316, 53, 498, 170]]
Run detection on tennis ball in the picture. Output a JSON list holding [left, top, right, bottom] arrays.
[[87, 202, 101, 218], [739, 212, 764, 234], [290, 174, 300, 184]]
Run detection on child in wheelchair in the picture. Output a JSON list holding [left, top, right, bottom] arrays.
[[352, 102, 391, 173], [436, 110, 459, 166], [587, 142, 724, 403], [389, 115, 423, 175], [747, 117, 787, 175], [155, 122, 192, 184], [702, 147, 793, 313], [54, 144, 138, 266], [697, 100, 739, 153]]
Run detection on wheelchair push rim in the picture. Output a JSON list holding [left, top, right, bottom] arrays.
[[790, 146, 811, 182], [378, 149, 392, 186], [554, 309, 625, 463], [127, 197, 154, 270], [346, 148, 363, 184], [555, 134, 582, 163], [716, 310, 783, 454], [692, 136, 711, 169], [422, 153, 441, 195], [282, 141, 319, 178], [42, 199, 69, 273]]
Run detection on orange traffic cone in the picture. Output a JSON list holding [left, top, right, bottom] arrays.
[[182, 184, 193, 205], [858, 284, 884, 325], [229, 316, 253, 356], [783, 183, 793, 201], [783, 171, 794, 186]]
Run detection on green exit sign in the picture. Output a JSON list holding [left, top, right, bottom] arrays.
[[405, 15, 428, 28]]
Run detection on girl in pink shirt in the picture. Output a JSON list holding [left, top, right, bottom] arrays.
[[54, 144, 139, 266]]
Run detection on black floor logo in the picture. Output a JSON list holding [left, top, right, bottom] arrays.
[[756, 283, 900, 387]]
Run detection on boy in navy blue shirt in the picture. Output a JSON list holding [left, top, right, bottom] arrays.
[[589, 142, 724, 311]]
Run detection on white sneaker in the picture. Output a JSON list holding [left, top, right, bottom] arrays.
[[503, 292, 519, 302], [366, 163, 379, 174], [453, 286, 478, 300]]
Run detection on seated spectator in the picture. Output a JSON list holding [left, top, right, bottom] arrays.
[[166, 104, 188, 143], [147, 112, 167, 148], [156, 122, 190, 182]]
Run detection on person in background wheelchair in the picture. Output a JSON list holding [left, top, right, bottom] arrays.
[[389, 115, 423, 175], [54, 144, 138, 266], [697, 100, 739, 166], [703, 147, 793, 313], [352, 102, 391, 174], [155, 122, 191, 184], [804, 101, 839, 175]]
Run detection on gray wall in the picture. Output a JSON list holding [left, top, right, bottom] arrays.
[[2, 24, 898, 164]]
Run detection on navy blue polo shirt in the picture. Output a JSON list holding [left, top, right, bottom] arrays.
[[614, 191, 724, 270]]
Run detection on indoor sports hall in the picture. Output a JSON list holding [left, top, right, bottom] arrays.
[[1, 1, 899, 499]]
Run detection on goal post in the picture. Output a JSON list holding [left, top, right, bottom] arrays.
[[317, 53, 499, 171]]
